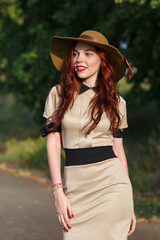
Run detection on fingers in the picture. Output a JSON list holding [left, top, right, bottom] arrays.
[[61, 214, 70, 231], [128, 224, 134, 236], [67, 203, 74, 219], [128, 214, 136, 236], [57, 214, 63, 228], [56, 209, 74, 232], [57, 213, 68, 232]]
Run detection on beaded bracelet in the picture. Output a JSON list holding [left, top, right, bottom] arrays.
[[52, 185, 63, 192], [52, 182, 63, 188], [51, 182, 64, 192]]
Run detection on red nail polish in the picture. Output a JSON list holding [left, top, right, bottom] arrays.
[[69, 226, 72, 229], [71, 214, 74, 218]]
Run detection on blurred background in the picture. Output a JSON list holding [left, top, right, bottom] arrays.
[[0, 0, 160, 222]]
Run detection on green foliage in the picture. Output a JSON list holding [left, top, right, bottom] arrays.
[[99, 1, 160, 110], [0, 0, 62, 123], [0, 0, 160, 123], [125, 101, 160, 218], [0, 93, 38, 140], [115, 0, 160, 8], [0, 137, 47, 169], [0, 136, 66, 174], [135, 200, 160, 219]]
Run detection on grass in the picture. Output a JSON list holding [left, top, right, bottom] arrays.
[[0, 136, 66, 175]]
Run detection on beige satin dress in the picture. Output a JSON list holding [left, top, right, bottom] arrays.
[[43, 83, 134, 240]]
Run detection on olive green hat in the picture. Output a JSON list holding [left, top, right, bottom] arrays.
[[50, 30, 134, 81]]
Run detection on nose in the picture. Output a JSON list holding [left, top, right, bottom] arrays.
[[75, 53, 84, 62]]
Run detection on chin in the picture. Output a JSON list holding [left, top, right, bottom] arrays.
[[76, 73, 89, 79]]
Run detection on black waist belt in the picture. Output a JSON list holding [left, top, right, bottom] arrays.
[[64, 146, 117, 166]]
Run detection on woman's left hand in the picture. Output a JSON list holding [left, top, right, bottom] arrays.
[[127, 212, 136, 236]]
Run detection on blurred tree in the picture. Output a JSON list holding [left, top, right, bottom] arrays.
[[0, 0, 160, 123], [102, 0, 160, 111], [0, 0, 64, 123]]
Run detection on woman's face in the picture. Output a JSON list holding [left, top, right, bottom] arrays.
[[73, 42, 101, 83]]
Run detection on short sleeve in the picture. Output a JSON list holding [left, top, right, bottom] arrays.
[[43, 86, 57, 119], [113, 97, 128, 138], [40, 85, 61, 137], [118, 96, 128, 129]]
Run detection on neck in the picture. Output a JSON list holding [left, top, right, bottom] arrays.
[[82, 79, 97, 88]]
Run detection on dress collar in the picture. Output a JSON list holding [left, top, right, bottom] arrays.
[[79, 83, 98, 94]]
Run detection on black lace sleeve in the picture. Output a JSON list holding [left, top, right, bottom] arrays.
[[113, 128, 127, 138], [40, 122, 61, 138]]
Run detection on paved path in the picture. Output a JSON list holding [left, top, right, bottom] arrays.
[[0, 169, 160, 240]]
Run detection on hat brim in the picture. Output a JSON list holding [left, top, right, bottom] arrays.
[[50, 36, 126, 81]]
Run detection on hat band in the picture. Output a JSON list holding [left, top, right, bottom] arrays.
[[79, 34, 98, 42]]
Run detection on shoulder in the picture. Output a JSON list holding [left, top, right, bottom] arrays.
[[49, 83, 61, 92], [119, 95, 127, 106], [118, 95, 127, 115], [48, 83, 61, 97]]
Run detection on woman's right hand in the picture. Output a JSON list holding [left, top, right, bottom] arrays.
[[53, 188, 74, 232]]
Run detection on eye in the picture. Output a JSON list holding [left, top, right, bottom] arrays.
[[73, 52, 77, 56], [85, 52, 92, 56]]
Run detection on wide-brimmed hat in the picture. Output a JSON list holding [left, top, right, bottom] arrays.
[[50, 30, 134, 81]]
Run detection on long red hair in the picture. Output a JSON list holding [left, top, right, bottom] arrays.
[[47, 43, 121, 137]]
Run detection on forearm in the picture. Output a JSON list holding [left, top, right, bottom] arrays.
[[113, 138, 129, 176], [115, 146, 129, 176], [46, 132, 62, 184]]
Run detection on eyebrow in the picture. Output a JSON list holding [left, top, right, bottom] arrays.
[[73, 49, 95, 52]]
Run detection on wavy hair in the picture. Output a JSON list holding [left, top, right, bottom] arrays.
[[47, 43, 121, 137]]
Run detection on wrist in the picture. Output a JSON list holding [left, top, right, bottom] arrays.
[[52, 187, 64, 198]]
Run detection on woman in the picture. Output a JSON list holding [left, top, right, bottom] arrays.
[[40, 30, 136, 240]]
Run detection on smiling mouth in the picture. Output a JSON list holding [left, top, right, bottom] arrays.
[[76, 67, 87, 72]]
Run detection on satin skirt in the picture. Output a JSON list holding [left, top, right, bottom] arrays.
[[63, 157, 134, 240]]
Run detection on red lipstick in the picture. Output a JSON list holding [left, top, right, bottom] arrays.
[[76, 65, 87, 72]]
